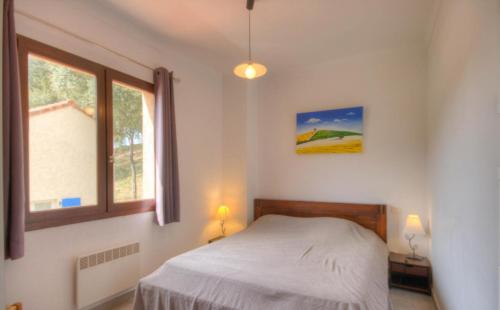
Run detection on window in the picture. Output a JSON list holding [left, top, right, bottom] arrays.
[[18, 36, 155, 230], [106, 70, 155, 212], [28, 54, 99, 211]]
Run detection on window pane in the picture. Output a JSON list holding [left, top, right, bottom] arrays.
[[112, 81, 154, 203], [28, 54, 98, 212]]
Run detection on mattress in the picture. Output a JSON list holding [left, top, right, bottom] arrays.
[[134, 215, 389, 310]]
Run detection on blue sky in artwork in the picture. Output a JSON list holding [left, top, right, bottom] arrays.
[[296, 106, 363, 134]]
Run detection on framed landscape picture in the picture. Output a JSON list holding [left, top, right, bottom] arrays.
[[296, 106, 364, 154]]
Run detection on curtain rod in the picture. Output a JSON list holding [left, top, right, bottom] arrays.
[[15, 10, 181, 83]]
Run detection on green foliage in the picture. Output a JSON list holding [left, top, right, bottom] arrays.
[[112, 83, 143, 199], [28, 56, 96, 109], [28, 55, 143, 146], [112, 83, 143, 146], [114, 145, 144, 202], [113, 145, 143, 180], [297, 129, 362, 145]]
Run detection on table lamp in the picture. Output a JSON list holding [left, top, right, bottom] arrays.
[[217, 204, 229, 236], [403, 214, 425, 260]]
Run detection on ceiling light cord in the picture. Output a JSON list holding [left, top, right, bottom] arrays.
[[233, 0, 267, 79], [248, 9, 252, 62]]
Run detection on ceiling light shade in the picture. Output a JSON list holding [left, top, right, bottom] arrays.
[[234, 1, 267, 80], [233, 62, 267, 80]]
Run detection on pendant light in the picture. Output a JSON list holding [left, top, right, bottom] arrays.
[[233, 0, 267, 80]]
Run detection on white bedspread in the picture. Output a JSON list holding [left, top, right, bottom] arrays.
[[134, 215, 389, 310]]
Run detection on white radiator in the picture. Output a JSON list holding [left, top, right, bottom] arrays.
[[76, 242, 140, 309]]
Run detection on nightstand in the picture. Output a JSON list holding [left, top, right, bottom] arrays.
[[389, 252, 432, 295], [208, 236, 225, 243]]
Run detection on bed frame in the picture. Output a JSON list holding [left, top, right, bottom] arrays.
[[254, 199, 387, 242]]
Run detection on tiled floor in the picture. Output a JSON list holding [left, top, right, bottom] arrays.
[[109, 298, 133, 310], [390, 289, 436, 310], [110, 289, 436, 310]]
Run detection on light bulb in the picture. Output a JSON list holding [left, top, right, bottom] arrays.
[[244, 64, 257, 79], [233, 62, 267, 79]]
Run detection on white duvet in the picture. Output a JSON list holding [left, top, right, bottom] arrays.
[[134, 215, 389, 310]]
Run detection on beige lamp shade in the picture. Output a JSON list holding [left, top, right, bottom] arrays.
[[403, 214, 425, 236], [233, 62, 267, 80], [217, 205, 229, 221]]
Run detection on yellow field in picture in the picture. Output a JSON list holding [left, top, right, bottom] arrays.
[[296, 107, 364, 154], [296, 138, 363, 154]]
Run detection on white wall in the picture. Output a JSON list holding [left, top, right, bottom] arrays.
[[4, 0, 232, 309], [245, 82, 259, 223], [221, 75, 259, 227], [255, 47, 429, 254], [221, 75, 249, 231], [427, 0, 500, 309]]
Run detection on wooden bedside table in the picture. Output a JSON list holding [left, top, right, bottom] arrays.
[[389, 252, 432, 295], [208, 236, 225, 243]]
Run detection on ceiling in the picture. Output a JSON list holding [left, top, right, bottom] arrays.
[[91, 0, 436, 74]]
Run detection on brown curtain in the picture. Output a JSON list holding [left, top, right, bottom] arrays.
[[3, 0, 25, 259], [154, 67, 179, 225]]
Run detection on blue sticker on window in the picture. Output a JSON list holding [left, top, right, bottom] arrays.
[[61, 197, 81, 208]]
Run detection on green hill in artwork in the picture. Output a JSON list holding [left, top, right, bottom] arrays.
[[297, 129, 362, 145]]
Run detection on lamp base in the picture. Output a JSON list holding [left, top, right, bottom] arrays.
[[406, 254, 425, 261]]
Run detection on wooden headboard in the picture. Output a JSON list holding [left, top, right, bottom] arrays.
[[254, 199, 387, 242]]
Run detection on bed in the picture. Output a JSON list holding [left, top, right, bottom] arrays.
[[134, 199, 389, 310]]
